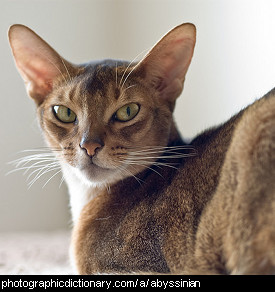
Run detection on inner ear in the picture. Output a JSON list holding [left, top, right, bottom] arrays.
[[8, 24, 76, 105], [136, 23, 196, 103]]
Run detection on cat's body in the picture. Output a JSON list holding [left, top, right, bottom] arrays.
[[72, 105, 241, 274], [8, 23, 275, 274]]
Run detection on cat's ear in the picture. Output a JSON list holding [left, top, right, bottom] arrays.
[[8, 24, 74, 105], [137, 23, 196, 102]]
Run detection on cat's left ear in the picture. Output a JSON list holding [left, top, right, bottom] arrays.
[[137, 23, 196, 103], [8, 24, 75, 105]]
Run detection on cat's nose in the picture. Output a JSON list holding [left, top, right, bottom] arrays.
[[80, 140, 103, 157]]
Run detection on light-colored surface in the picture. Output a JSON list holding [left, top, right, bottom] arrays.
[[0, 0, 275, 232], [0, 231, 73, 275]]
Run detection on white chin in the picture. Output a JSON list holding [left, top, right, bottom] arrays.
[[74, 163, 124, 187]]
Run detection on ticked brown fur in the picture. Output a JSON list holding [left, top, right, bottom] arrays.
[[72, 93, 275, 274], [8, 23, 275, 274]]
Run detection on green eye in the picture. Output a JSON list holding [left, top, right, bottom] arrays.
[[115, 103, 140, 122], [53, 105, 76, 123]]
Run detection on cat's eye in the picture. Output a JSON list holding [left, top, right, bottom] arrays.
[[53, 105, 76, 123], [115, 103, 140, 122]]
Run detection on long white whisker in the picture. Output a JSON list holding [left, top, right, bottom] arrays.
[[18, 148, 61, 152], [7, 148, 62, 188], [27, 163, 59, 183], [129, 162, 164, 178], [26, 162, 59, 180], [6, 161, 58, 176], [7, 156, 58, 175], [42, 169, 62, 188], [119, 47, 149, 89], [125, 159, 179, 170], [28, 166, 61, 189], [152, 162, 179, 170], [128, 154, 193, 160], [59, 175, 65, 189], [116, 164, 144, 186], [120, 63, 140, 91], [128, 145, 196, 152], [10, 153, 56, 164], [120, 84, 137, 96]]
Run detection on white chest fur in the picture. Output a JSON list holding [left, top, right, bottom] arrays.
[[61, 164, 101, 223]]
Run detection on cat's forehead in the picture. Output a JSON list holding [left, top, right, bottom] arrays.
[[82, 59, 131, 90], [75, 60, 132, 102], [81, 61, 116, 97], [51, 59, 140, 118]]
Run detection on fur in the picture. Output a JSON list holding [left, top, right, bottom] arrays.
[[8, 23, 275, 274]]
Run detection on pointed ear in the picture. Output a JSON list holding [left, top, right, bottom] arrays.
[[137, 23, 196, 102], [8, 24, 74, 105]]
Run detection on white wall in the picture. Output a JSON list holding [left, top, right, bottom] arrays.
[[1, 0, 275, 231]]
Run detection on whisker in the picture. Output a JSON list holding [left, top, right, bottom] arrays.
[[26, 162, 59, 180], [28, 165, 61, 189], [128, 145, 196, 152], [59, 175, 65, 189], [116, 144, 197, 182], [120, 63, 140, 91], [152, 161, 179, 170], [27, 163, 59, 181], [42, 169, 62, 188], [121, 84, 137, 95], [116, 164, 144, 186], [9, 156, 57, 169], [7, 156, 57, 173], [17, 147, 61, 152], [7, 147, 62, 188], [119, 60, 138, 89], [128, 162, 164, 178], [125, 159, 179, 170], [127, 154, 193, 160], [119, 47, 149, 89], [6, 161, 58, 176]]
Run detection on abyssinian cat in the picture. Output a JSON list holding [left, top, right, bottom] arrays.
[[8, 23, 275, 274]]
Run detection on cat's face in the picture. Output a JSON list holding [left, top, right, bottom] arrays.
[[39, 61, 173, 185], [8, 23, 196, 186]]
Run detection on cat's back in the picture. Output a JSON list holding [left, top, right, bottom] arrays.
[[156, 90, 275, 272], [153, 108, 243, 271]]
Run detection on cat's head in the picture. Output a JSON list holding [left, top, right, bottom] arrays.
[[8, 23, 196, 186]]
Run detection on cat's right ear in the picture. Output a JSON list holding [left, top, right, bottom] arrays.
[[8, 24, 74, 105], [136, 23, 196, 104]]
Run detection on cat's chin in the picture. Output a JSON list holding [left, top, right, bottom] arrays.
[[82, 165, 114, 184], [69, 162, 124, 187]]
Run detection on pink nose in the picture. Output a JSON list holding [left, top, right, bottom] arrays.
[[80, 141, 102, 156]]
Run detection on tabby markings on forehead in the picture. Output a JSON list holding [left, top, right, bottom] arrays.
[[82, 66, 114, 97]]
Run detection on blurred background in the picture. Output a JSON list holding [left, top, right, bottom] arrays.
[[1, 0, 275, 232]]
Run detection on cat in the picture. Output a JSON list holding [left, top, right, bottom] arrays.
[[8, 23, 275, 275]]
